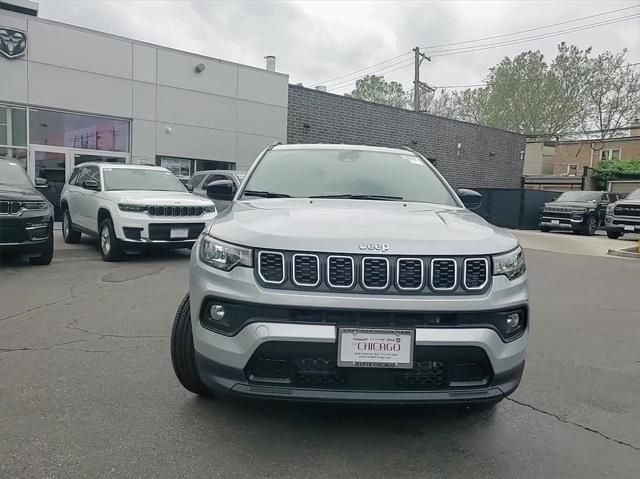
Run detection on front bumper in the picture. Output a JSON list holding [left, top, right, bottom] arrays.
[[112, 210, 217, 244], [0, 210, 53, 252], [605, 214, 640, 233], [189, 243, 529, 403], [539, 213, 586, 229]]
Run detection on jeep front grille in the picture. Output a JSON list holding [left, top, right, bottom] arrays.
[[430, 259, 457, 291], [0, 201, 21, 215], [148, 205, 204, 217], [614, 205, 640, 217], [255, 250, 491, 295], [463, 258, 488, 290]]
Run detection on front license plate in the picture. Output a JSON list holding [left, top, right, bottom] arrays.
[[170, 228, 189, 239], [551, 219, 560, 225], [624, 225, 635, 231], [337, 328, 414, 369]]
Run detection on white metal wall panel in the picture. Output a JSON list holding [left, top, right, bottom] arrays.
[[156, 122, 236, 162], [236, 133, 281, 169], [27, 20, 133, 79], [157, 85, 236, 132], [237, 100, 287, 138], [131, 119, 156, 161], [0, 59, 28, 103], [133, 81, 156, 121], [28, 63, 132, 117], [237, 67, 288, 107], [157, 49, 237, 98], [133, 44, 156, 83]]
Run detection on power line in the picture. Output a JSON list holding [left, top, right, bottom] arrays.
[[426, 13, 640, 57], [313, 51, 412, 86], [420, 4, 639, 50], [326, 60, 415, 91]]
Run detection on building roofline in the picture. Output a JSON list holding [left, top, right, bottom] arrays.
[[288, 84, 524, 138], [1, 9, 288, 78]]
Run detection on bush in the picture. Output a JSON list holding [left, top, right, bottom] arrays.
[[593, 159, 640, 189]]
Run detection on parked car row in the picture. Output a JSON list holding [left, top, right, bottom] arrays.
[[0, 160, 231, 265], [538, 189, 640, 239]]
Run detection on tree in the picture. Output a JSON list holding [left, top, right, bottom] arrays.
[[350, 75, 408, 108], [593, 158, 640, 189], [582, 49, 640, 139]]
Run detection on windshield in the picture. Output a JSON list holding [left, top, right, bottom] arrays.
[[626, 189, 640, 201], [241, 149, 458, 206], [0, 160, 31, 188], [556, 191, 601, 203], [103, 168, 187, 192]]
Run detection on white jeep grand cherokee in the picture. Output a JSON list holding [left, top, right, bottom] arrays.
[[60, 163, 217, 261]]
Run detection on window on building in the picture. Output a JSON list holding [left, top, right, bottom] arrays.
[[158, 156, 192, 180], [0, 105, 27, 169], [195, 159, 235, 172], [29, 109, 130, 152], [567, 164, 578, 176], [600, 149, 621, 161]]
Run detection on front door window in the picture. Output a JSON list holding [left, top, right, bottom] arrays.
[[33, 150, 66, 221]]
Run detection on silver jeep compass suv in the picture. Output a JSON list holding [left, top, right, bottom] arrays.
[[171, 144, 528, 407]]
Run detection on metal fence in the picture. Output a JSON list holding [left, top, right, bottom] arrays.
[[474, 188, 561, 230]]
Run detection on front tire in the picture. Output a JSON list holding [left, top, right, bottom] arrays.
[[171, 293, 214, 397], [539, 226, 551, 233], [607, 231, 622, 239], [62, 208, 81, 243], [99, 218, 124, 262], [582, 215, 597, 236], [29, 225, 54, 265]]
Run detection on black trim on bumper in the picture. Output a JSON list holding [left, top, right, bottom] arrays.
[[195, 352, 525, 404]]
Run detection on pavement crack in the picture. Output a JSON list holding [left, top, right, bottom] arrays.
[[64, 323, 169, 340], [506, 397, 640, 452]]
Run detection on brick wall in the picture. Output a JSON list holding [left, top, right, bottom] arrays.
[[287, 85, 526, 188], [553, 137, 640, 175]]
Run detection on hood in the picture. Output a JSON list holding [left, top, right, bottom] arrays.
[[543, 201, 596, 209], [0, 183, 44, 202], [103, 190, 214, 205], [614, 198, 640, 206], [207, 199, 518, 256]]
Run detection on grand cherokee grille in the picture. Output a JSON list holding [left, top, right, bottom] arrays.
[[255, 251, 491, 295], [148, 205, 204, 217], [614, 205, 640, 217], [463, 258, 488, 290], [0, 201, 21, 215]]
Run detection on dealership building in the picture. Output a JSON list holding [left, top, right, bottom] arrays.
[[0, 0, 288, 188]]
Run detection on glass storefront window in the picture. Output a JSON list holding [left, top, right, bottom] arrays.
[[0, 105, 27, 148], [0, 146, 28, 169], [159, 156, 192, 180], [195, 159, 235, 171], [29, 109, 130, 152]]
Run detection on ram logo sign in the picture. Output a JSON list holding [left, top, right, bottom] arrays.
[[0, 28, 27, 59]]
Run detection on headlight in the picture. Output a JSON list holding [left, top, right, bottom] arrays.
[[21, 201, 48, 210], [118, 204, 148, 212], [203, 205, 216, 213], [606, 204, 615, 214], [200, 235, 252, 271], [571, 208, 587, 214], [492, 247, 526, 280]]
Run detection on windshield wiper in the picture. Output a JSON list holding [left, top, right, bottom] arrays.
[[309, 194, 404, 201], [243, 190, 292, 198]]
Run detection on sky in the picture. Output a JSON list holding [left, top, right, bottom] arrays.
[[38, 0, 640, 94]]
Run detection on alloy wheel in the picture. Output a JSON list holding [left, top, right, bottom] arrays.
[[62, 213, 69, 238], [101, 225, 111, 255]]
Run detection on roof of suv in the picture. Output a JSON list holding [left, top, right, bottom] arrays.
[[73, 162, 167, 171], [272, 144, 414, 155]]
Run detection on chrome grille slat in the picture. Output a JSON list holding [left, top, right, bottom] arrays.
[[463, 258, 488, 290], [396, 258, 424, 290], [430, 258, 457, 291], [327, 256, 355, 288], [361, 257, 390, 290], [292, 254, 320, 287]]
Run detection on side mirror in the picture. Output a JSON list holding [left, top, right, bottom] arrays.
[[206, 180, 235, 201], [457, 188, 482, 210], [35, 177, 48, 188], [186, 184, 194, 193], [82, 180, 99, 190]]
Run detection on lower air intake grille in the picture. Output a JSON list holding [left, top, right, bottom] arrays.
[[431, 259, 457, 290], [258, 252, 285, 284]]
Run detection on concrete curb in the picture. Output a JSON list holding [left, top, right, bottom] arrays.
[[607, 246, 640, 259]]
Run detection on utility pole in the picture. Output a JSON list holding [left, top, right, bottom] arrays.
[[413, 46, 434, 111]]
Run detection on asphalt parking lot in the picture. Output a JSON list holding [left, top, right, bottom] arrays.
[[1, 232, 639, 478]]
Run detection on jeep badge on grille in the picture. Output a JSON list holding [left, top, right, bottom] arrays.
[[359, 241, 390, 252]]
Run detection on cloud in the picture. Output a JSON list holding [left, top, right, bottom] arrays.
[[38, 0, 640, 93]]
